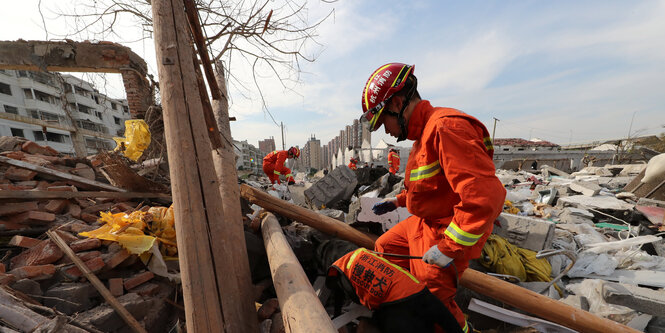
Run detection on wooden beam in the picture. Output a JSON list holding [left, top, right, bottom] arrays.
[[240, 184, 376, 248], [0, 191, 170, 200], [0, 156, 125, 192], [151, 0, 257, 331], [183, 0, 221, 100], [190, 46, 223, 149], [261, 213, 337, 332], [241, 184, 639, 333], [47, 230, 148, 333]]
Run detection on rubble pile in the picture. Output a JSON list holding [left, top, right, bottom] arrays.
[[0, 136, 181, 332]]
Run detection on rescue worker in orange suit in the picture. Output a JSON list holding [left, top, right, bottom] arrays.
[[348, 157, 358, 170], [325, 247, 463, 333], [387, 148, 400, 174], [360, 63, 505, 332], [262, 146, 300, 185]]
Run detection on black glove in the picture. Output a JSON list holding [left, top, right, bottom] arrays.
[[288, 180, 295, 185], [372, 198, 398, 215]]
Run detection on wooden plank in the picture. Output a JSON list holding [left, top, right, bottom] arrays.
[[261, 213, 336, 332], [190, 46, 223, 149], [242, 184, 638, 333], [151, 0, 256, 331], [0, 156, 124, 192], [46, 230, 148, 333], [183, 0, 221, 99], [0, 191, 171, 200]]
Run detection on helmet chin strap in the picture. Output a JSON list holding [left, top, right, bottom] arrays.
[[395, 76, 418, 142]]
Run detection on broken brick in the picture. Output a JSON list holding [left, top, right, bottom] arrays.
[[0, 183, 34, 191], [4, 166, 37, 181], [0, 201, 38, 217], [113, 202, 135, 212], [81, 213, 99, 223], [47, 185, 77, 192], [61, 257, 105, 279], [0, 219, 27, 231], [8, 264, 56, 280], [59, 251, 101, 265], [3, 150, 24, 160], [54, 230, 79, 244], [70, 238, 101, 252], [7, 211, 55, 225], [8, 235, 42, 248], [0, 273, 16, 285], [133, 282, 160, 297], [35, 181, 50, 190], [82, 202, 113, 214], [45, 200, 68, 214], [0, 263, 4, 273], [124, 271, 154, 290], [67, 203, 82, 218], [10, 240, 63, 269], [109, 278, 124, 297], [21, 141, 58, 156], [105, 249, 131, 269], [14, 180, 38, 187]]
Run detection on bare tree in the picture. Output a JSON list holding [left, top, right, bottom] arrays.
[[47, 0, 335, 122]]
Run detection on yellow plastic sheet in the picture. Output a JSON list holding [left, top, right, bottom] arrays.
[[113, 119, 151, 161], [79, 206, 176, 256]]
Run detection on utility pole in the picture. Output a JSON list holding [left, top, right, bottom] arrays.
[[492, 117, 499, 142], [281, 121, 285, 150]]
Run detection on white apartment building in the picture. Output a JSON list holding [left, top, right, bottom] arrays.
[[233, 139, 263, 173], [0, 69, 131, 156]]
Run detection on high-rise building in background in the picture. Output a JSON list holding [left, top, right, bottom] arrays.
[[304, 134, 322, 170], [258, 136, 276, 154]]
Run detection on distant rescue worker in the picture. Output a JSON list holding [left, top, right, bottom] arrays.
[[348, 157, 358, 170], [360, 63, 505, 331], [387, 148, 400, 174], [326, 247, 463, 333], [262, 146, 299, 185]]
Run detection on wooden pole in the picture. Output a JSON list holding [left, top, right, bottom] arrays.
[[240, 184, 375, 248], [151, 0, 255, 331], [47, 230, 148, 333], [261, 213, 337, 333], [0, 191, 170, 200], [240, 185, 639, 333]]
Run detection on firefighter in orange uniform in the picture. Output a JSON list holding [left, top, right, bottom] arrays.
[[326, 247, 463, 333], [387, 148, 400, 174], [262, 146, 300, 185], [360, 63, 505, 332], [348, 157, 358, 170]]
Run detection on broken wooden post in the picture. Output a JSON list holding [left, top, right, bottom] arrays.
[[47, 230, 148, 333], [151, 0, 257, 331], [241, 184, 639, 333], [240, 184, 376, 248], [261, 212, 337, 333]]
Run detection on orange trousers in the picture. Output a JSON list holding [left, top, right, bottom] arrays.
[[262, 163, 280, 184], [389, 167, 397, 175], [375, 215, 472, 332]]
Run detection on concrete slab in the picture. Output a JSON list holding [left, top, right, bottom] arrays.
[[304, 166, 357, 209], [493, 213, 555, 252], [602, 282, 665, 316], [557, 195, 635, 211], [570, 181, 602, 197]]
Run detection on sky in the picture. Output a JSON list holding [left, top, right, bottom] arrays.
[[2, 0, 664, 149]]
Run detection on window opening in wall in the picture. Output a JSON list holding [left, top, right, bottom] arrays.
[[33, 89, 59, 104], [64, 84, 72, 93], [114, 116, 121, 125], [111, 102, 118, 110], [23, 88, 33, 99], [122, 106, 129, 113], [0, 82, 12, 95], [10, 128, 24, 137], [95, 111, 103, 120], [3, 105, 18, 114], [33, 130, 69, 143]]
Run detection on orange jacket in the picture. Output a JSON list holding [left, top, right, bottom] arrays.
[[388, 151, 400, 172], [396, 100, 505, 260], [328, 248, 425, 310], [262, 150, 293, 179], [348, 161, 357, 170]]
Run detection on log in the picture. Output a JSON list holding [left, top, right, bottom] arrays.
[[151, 0, 256, 331], [0, 190, 170, 200], [0, 156, 124, 192], [240, 184, 376, 248], [47, 230, 147, 333], [261, 213, 336, 333], [241, 185, 638, 333]]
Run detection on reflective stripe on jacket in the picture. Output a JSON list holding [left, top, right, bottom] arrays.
[[262, 150, 293, 178], [395, 100, 505, 260], [328, 248, 425, 310]]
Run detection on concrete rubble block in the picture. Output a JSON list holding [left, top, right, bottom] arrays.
[[10, 239, 63, 269], [569, 181, 602, 197], [602, 282, 665, 317], [304, 166, 357, 209], [558, 207, 595, 225], [493, 213, 555, 252], [45, 283, 96, 315], [317, 209, 345, 222], [77, 292, 153, 332], [557, 195, 635, 211], [10, 278, 43, 296], [541, 165, 570, 178]]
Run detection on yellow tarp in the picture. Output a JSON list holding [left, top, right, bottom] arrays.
[[113, 119, 151, 161], [79, 206, 177, 256]]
